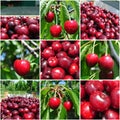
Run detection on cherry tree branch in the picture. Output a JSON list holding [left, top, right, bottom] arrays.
[[21, 41, 39, 58]]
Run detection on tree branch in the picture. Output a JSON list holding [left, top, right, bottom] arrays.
[[21, 41, 39, 58]]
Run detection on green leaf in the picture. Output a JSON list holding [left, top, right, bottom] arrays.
[[41, 87, 51, 97], [57, 104, 67, 119], [67, 89, 79, 117], [41, 107, 50, 120]]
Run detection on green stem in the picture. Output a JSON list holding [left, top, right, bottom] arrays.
[[54, 6, 58, 25], [92, 40, 96, 54], [105, 41, 108, 55]]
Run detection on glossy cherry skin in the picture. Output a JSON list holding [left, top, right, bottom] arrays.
[[0, 32, 9, 39], [68, 44, 79, 57], [23, 112, 34, 119], [98, 55, 114, 71], [69, 63, 79, 75], [105, 109, 119, 119], [62, 41, 71, 51], [52, 41, 62, 52], [50, 25, 62, 37], [110, 87, 120, 109], [81, 101, 96, 119], [64, 20, 78, 34], [81, 85, 86, 99], [99, 70, 114, 79], [48, 97, 61, 110], [56, 51, 67, 58], [42, 48, 55, 59], [45, 11, 54, 22], [17, 26, 29, 35], [90, 91, 111, 112], [63, 101, 73, 111], [85, 81, 104, 95], [51, 67, 65, 79], [86, 53, 98, 67], [58, 56, 72, 69], [13, 59, 30, 76], [41, 41, 47, 50], [48, 57, 58, 67], [103, 80, 119, 93]]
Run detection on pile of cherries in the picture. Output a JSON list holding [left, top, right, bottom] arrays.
[[81, 2, 120, 39], [81, 80, 120, 119], [1, 96, 39, 119], [41, 41, 79, 79], [0, 16, 39, 39], [86, 53, 114, 79]]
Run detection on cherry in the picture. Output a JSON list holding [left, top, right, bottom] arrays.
[[18, 34, 29, 40], [23, 112, 34, 119], [41, 41, 47, 50], [48, 97, 61, 110], [48, 57, 58, 67], [98, 22, 105, 29], [81, 101, 96, 119], [63, 101, 73, 111], [69, 63, 78, 75], [88, 28, 96, 35], [99, 70, 114, 79], [86, 53, 98, 67], [0, 32, 9, 39], [52, 42, 62, 52], [103, 80, 119, 93], [81, 23, 87, 32], [98, 55, 114, 71], [85, 81, 104, 95], [42, 48, 55, 59], [17, 26, 29, 35], [13, 59, 30, 76], [62, 41, 71, 52], [110, 87, 120, 109], [68, 44, 79, 57], [56, 51, 67, 58], [104, 109, 119, 119], [51, 67, 65, 79], [64, 20, 78, 34], [90, 91, 111, 112], [45, 11, 54, 22], [50, 25, 62, 37], [28, 24, 39, 35], [58, 56, 72, 69]]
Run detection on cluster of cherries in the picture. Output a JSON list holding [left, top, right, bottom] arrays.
[[1, 96, 39, 119], [81, 2, 120, 39], [86, 53, 114, 79], [0, 16, 39, 39], [41, 41, 79, 79], [48, 97, 73, 112], [81, 80, 119, 119], [45, 11, 79, 37]]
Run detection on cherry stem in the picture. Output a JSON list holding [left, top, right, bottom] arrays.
[[105, 41, 108, 55], [54, 6, 58, 25], [92, 40, 96, 54]]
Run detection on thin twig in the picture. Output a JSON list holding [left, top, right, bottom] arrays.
[[21, 41, 39, 58]]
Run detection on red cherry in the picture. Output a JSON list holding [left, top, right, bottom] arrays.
[[64, 20, 78, 34], [45, 11, 54, 22], [48, 97, 61, 109], [110, 87, 120, 109], [23, 112, 34, 119], [13, 59, 30, 76], [98, 55, 114, 71], [81, 101, 96, 119], [42, 48, 55, 59], [90, 91, 111, 112], [0, 32, 9, 39], [17, 26, 29, 35], [51, 67, 65, 79], [63, 101, 73, 111], [50, 25, 62, 37], [85, 81, 104, 95], [28, 24, 39, 35], [64, 75, 73, 80], [56, 51, 67, 58], [48, 57, 58, 67], [80, 85, 86, 99], [81, 23, 87, 32], [86, 53, 98, 67], [52, 41, 62, 52], [99, 70, 114, 79], [69, 63, 79, 75], [105, 109, 119, 119]]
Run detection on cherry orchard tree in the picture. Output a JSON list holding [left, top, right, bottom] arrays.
[[0, 41, 39, 79]]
